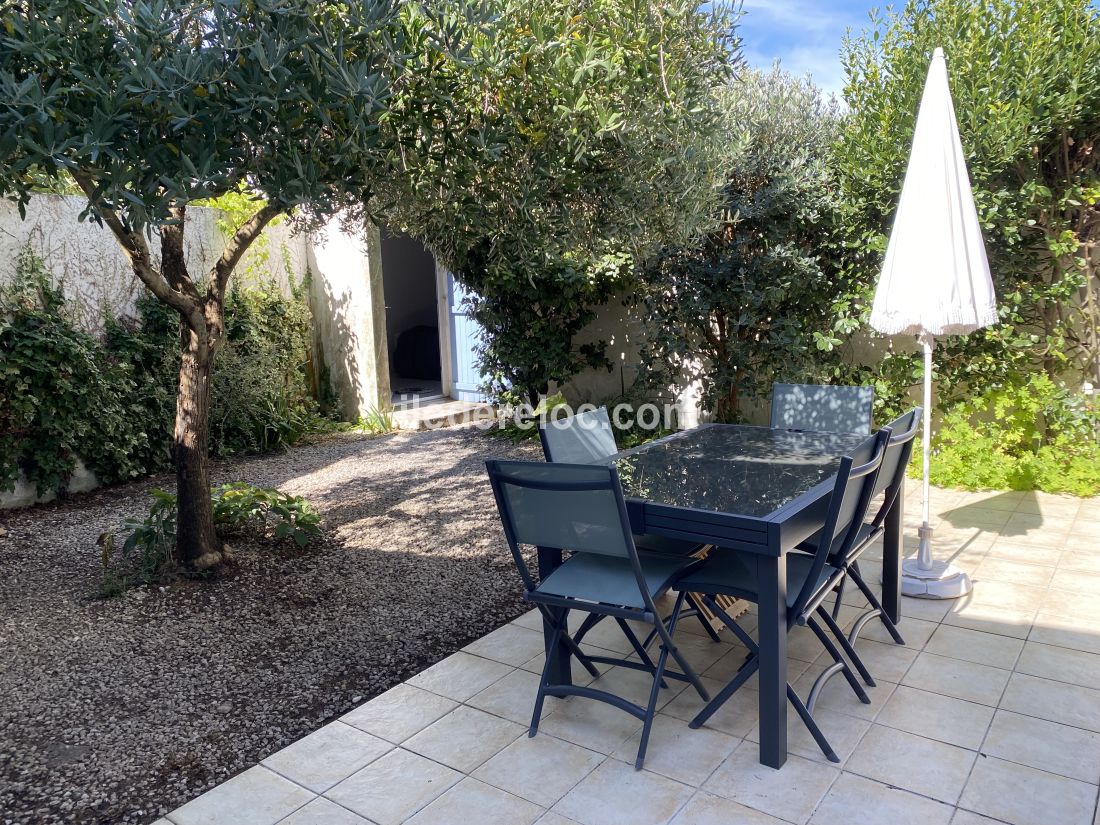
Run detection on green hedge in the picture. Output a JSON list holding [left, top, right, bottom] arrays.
[[0, 247, 321, 497]]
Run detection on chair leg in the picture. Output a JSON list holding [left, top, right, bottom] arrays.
[[635, 626, 673, 769], [817, 605, 876, 688], [561, 633, 601, 678], [571, 612, 603, 647], [530, 611, 567, 737], [652, 592, 710, 703], [787, 684, 839, 763], [831, 576, 846, 620], [848, 564, 906, 646], [807, 615, 871, 704], [616, 617, 668, 688], [640, 591, 721, 649]]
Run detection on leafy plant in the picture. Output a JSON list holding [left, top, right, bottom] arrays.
[[99, 483, 322, 596], [636, 67, 845, 422], [928, 375, 1100, 495], [98, 489, 178, 597], [357, 405, 395, 436], [211, 482, 322, 547]]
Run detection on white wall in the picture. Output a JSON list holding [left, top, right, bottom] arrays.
[[308, 218, 390, 421], [0, 195, 311, 328]]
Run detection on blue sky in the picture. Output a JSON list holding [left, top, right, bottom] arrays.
[[738, 0, 877, 96]]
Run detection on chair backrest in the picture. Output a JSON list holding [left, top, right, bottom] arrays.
[[486, 459, 640, 593], [770, 383, 874, 435], [791, 430, 887, 622], [539, 407, 618, 463], [868, 407, 921, 528]]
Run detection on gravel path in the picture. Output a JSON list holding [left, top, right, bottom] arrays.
[[0, 427, 539, 825]]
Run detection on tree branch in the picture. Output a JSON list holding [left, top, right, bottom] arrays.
[[209, 203, 284, 302], [70, 169, 204, 327]]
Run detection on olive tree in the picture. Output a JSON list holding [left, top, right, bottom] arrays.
[[838, 0, 1100, 401], [636, 67, 844, 421], [376, 0, 738, 404], [0, 0, 459, 569]]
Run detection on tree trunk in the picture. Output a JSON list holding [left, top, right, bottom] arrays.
[[174, 327, 224, 570]]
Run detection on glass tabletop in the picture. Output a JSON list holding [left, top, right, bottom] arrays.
[[607, 425, 868, 519]]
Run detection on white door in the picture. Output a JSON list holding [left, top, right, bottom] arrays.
[[446, 273, 488, 402]]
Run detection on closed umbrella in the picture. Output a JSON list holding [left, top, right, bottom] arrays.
[[869, 47, 997, 599]]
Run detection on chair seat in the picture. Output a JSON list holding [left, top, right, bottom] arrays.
[[677, 551, 840, 609], [536, 551, 699, 610], [633, 534, 707, 557]]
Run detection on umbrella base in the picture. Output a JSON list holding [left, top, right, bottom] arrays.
[[901, 557, 973, 600]]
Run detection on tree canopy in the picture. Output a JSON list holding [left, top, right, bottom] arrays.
[[0, 0, 463, 566], [376, 0, 739, 403], [637, 67, 844, 421], [838, 0, 1100, 401]]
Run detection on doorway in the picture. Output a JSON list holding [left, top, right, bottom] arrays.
[[379, 229, 442, 405]]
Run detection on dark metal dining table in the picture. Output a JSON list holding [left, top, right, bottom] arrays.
[[535, 423, 904, 769]]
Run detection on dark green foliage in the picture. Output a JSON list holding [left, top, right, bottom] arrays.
[[0, 248, 320, 497], [99, 483, 322, 596], [636, 68, 846, 422], [838, 0, 1100, 406], [0, 247, 161, 492], [378, 0, 739, 405], [463, 257, 627, 406], [211, 282, 319, 456]]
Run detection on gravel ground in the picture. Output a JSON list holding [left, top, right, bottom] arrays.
[[0, 427, 539, 825]]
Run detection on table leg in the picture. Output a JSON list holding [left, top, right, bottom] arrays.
[[756, 552, 788, 769], [882, 476, 904, 624], [537, 546, 571, 686]]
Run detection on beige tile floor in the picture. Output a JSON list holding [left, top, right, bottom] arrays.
[[163, 487, 1100, 825]]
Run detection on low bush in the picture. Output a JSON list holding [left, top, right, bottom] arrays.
[[98, 483, 322, 596], [928, 375, 1100, 496]]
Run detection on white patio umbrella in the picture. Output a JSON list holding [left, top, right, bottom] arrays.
[[869, 47, 997, 599]]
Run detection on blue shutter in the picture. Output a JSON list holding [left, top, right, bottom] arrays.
[[448, 273, 488, 402]]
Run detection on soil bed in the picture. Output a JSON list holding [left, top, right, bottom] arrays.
[[0, 427, 537, 824]]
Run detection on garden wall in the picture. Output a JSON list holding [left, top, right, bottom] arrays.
[[560, 290, 923, 428], [0, 195, 310, 331]]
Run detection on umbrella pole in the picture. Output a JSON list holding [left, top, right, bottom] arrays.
[[919, 335, 934, 571], [901, 332, 973, 599]]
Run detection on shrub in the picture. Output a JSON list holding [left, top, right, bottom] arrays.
[[0, 248, 155, 493], [0, 247, 323, 497], [99, 483, 322, 596], [838, 0, 1100, 407], [929, 375, 1100, 496], [636, 67, 846, 422]]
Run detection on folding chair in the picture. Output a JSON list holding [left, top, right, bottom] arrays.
[[539, 407, 723, 643], [799, 408, 921, 648], [486, 459, 710, 769], [675, 430, 887, 762], [771, 383, 874, 435]]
